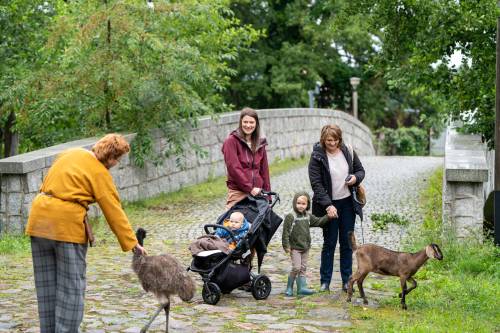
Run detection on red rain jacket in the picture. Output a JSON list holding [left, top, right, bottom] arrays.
[[222, 130, 271, 193]]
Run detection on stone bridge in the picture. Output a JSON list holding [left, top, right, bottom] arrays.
[[0, 108, 374, 234]]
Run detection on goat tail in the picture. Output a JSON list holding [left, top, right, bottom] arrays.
[[135, 228, 147, 246], [348, 231, 357, 251]]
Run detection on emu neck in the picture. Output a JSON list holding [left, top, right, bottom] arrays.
[[132, 251, 145, 273]]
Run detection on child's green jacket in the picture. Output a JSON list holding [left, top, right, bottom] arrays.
[[282, 212, 329, 251]]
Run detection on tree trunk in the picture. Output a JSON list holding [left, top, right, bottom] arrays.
[[4, 111, 19, 157]]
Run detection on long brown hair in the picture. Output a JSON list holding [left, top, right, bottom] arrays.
[[320, 124, 343, 150], [238, 107, 261, 152]]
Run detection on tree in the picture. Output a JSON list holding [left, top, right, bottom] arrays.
[[226, 0, 440, 137], [338, 0, 497, 146], [9, 0, 259, 163], [0, 0, 58, 157]]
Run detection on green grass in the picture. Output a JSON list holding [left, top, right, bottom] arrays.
[[0, 234, 31, 255], [371, 212, 410, 231], [350, 167, 500, 332]]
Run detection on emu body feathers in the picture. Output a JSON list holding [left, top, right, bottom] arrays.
[[132, 228, 195, 332]]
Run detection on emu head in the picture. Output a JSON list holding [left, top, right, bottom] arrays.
[[425, 244, 443, 260], [136, 228, 147, 246]]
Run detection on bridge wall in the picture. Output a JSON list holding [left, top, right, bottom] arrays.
[[0, 108, 374, 234], [443, 125, 488, 240]]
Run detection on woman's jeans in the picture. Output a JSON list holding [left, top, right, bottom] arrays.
[[320, 196, 355, 286]]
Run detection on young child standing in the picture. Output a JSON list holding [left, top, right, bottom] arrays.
[[282, 191, 329, 296]]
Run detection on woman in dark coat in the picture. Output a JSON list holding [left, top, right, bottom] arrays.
[[308, 124, 365, 292], [221, 107, 271, 209]]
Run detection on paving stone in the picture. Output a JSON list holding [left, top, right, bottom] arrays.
[[245, 314, 279, 322], [307, 308, 349, 320], [267, 322, 295, 330], [302, 326, 330, 333]]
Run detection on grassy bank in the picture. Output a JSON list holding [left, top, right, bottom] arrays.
[[350, 167, 500, 332]]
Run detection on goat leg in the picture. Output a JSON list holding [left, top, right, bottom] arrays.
[[164, 298, 170, 333], [400, 277, 408, 310], [346, 272, 361, 302], [405, 277, 417, 296], [346, 277, 354, 302], [398, 281, 406, 298], [141, 304, 165, 333], [357, 273, 368, 305]]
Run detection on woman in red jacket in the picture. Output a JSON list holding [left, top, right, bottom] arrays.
[[222, 107, 271, 209]]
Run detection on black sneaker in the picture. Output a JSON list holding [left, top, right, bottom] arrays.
[[319, 283, 330, 292]]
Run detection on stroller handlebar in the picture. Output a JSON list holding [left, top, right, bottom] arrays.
[[203, 224, 238, 243], [259, 190, 280, 208]]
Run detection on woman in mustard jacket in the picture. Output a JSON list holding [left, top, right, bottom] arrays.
[[26, 133, 146, 333]]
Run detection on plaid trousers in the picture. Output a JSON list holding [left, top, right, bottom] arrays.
[[31, 236, 87, 333]]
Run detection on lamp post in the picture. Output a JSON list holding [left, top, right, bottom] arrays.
[[350, 77, 361, 119], [308, 81, 322, 110]]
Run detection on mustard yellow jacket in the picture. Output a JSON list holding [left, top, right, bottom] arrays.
[[26, 148, 137, 251]]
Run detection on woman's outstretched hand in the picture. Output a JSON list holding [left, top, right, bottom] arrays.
[[133, 244, 148, 255]]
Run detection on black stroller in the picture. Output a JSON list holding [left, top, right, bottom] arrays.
[[188, 191, 282, 305]]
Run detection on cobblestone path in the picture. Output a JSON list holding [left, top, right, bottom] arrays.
[[0, 156, 442, 332]]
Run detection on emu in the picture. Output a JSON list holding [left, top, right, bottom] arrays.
[[346, 231, 443, 309], [132, 228, 196, 332]]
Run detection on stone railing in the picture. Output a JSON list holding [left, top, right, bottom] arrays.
[[443, 126, 488, 239], [0, 108, 375, 234]]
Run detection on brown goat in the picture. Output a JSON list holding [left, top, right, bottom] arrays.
[[346, 231, 443, 309]]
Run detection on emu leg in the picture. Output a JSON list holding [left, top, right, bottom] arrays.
[[140, 304, 165, 333], [357, 273, 369, 305], [400, 277, 408, 310], [164, 299, 171, 333]]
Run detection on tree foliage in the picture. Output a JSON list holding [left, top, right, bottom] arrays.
[[339, 0, 498, 147], [226, 0, 441, 139], [6, 0, 259, 163], [0, 0, 59, 156]]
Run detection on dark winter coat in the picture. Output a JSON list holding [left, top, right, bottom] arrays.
[[281, 192, 329, 251], [308, 142, 365, 217], [221, 130, 271, 193]]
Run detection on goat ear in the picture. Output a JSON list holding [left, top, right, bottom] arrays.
[[431, 244, 443, 259], [425, 245, 434, 258]]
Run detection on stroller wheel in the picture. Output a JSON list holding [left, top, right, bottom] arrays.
[[251, 275, 272, 300], [202, 282, 221, 305]]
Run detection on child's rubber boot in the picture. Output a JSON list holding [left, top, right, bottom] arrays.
[[285, 274, 295, 296], [297, 276, 315, 295]]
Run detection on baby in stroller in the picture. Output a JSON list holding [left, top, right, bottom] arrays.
[[188, 192, 282, 305], [215, 211, 250, 249]]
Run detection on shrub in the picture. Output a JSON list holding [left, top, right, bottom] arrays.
[[375, 126, 428, 156]]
